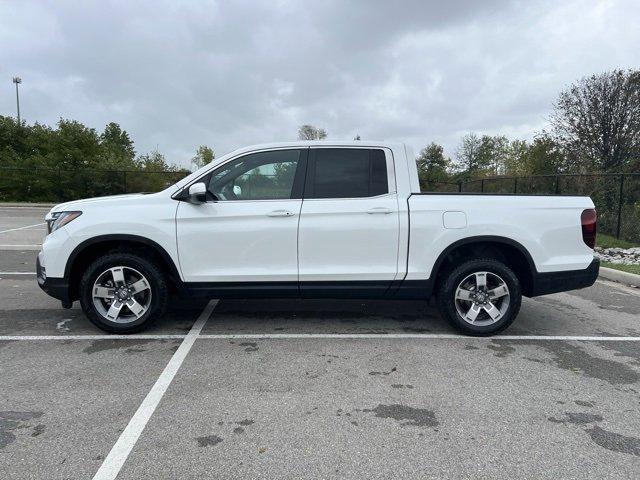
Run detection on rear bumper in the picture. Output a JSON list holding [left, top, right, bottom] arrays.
[[36, 255, 71, 303], [529, 257, 599, 297]]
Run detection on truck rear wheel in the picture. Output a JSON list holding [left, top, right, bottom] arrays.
[[79, 252, 168, 333], [436, 258, 522, 336]]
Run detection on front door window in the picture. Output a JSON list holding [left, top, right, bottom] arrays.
[[208, 149, 302, 201]]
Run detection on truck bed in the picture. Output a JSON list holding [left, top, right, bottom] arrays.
[[405, 193, 596, 281]]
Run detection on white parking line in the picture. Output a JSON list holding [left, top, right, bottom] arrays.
[[0, 244, 42, 250], [92, 299, 218, 480], [199, 333, 640, 341], [0, 334, 188, 340], [0, 272, 35, 275], [2, 333, 640, 342], [0, 206, 51, 209], [0, 222, 46, 234]]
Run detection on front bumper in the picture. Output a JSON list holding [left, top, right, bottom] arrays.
[[36, 255, 71, 303], [529, 257, 600, 297]]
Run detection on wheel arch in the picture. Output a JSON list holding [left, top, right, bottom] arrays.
[[65, 234, 184, 301], [429, 236, 537, 297]]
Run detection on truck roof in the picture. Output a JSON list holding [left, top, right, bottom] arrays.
[[172, 141, 410, 192], [230, 140, 405, 151]]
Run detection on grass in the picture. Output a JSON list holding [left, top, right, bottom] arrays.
[[601, 262, 640, 275], [596, 233, 639, 249]]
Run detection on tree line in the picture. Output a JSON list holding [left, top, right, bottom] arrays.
[[0, 116, 218, 174], [0, 117, 219, 200], [1, 69, 638, 200], [0, 116, 219, 200]]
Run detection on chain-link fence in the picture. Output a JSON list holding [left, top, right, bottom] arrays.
[[0, 167, 190, 203], [423, 173, 640, 243], [2, 167, 638, 243]]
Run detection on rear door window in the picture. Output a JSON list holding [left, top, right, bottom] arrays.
[[306, 148, 389, 199]]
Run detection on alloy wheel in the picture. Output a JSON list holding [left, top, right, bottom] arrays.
[[454, 271, 510, 326], [91, 266, 152, 324]]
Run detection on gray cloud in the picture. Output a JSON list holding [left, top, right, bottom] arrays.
[[1, 0, 639, 167]]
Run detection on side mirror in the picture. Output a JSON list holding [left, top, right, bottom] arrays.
[[188, 182, 207, 204]]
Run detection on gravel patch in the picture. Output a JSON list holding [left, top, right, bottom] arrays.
[[595, 246, 640, 265]]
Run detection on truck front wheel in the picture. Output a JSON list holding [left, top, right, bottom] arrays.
[[436, 258, 522, 336], [79, 252, 168, 333]]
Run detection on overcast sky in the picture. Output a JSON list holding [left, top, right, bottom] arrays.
[[1, 0, 639, 168]]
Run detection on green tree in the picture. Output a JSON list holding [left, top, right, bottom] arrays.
[[523, 135, 565, 175], [99, 122, 136, 169], [454, 133, 493, 179], [136, 150, 173, 171], [501, 139, 529, 175], [49, 119, 102, 170], [192, 145, 215, 169], [134, 150, 180, 192], [0, 116, 38, 167], [298, 124, 327, 140], [551, 69, 640, 173], [477, 135, 510, 175], [416, 143, 451, 188]]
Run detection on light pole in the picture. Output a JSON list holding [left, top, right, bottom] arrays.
[[12, 76, 21, 124]]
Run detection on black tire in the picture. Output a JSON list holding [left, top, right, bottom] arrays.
[[436, 258, 522, 336], [79, 252, 168, 333]]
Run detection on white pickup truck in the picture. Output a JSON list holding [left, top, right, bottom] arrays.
[[37, 141, 599, 335]]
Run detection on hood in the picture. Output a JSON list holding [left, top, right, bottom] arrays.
[[49, 193, 149, 214]]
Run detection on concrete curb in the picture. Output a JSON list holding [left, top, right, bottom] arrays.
[[599, 266, 640, 288], [0, 202, 55, 208]]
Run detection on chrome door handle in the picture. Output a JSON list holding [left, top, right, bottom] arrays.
[[366, 207, 393, 214], [267, 210, 295, 217]]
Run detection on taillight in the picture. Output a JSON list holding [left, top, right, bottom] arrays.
[[581, 209, 597, 249]]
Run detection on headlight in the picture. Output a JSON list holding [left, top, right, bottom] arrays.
[[46, 211, 82, 234]]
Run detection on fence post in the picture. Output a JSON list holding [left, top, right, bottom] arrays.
[[513, 177, 518, 194], [480, 179, 484, 192], [123, 171, 127, 194], [458, 181, 462, 192], [616, 174, 625, 239], [555, 175, 560, 194], [57, 166, 63, 201]]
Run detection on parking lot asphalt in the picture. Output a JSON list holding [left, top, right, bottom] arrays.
[[0, 207, 48, 251], [1, 206, 640, 479]]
